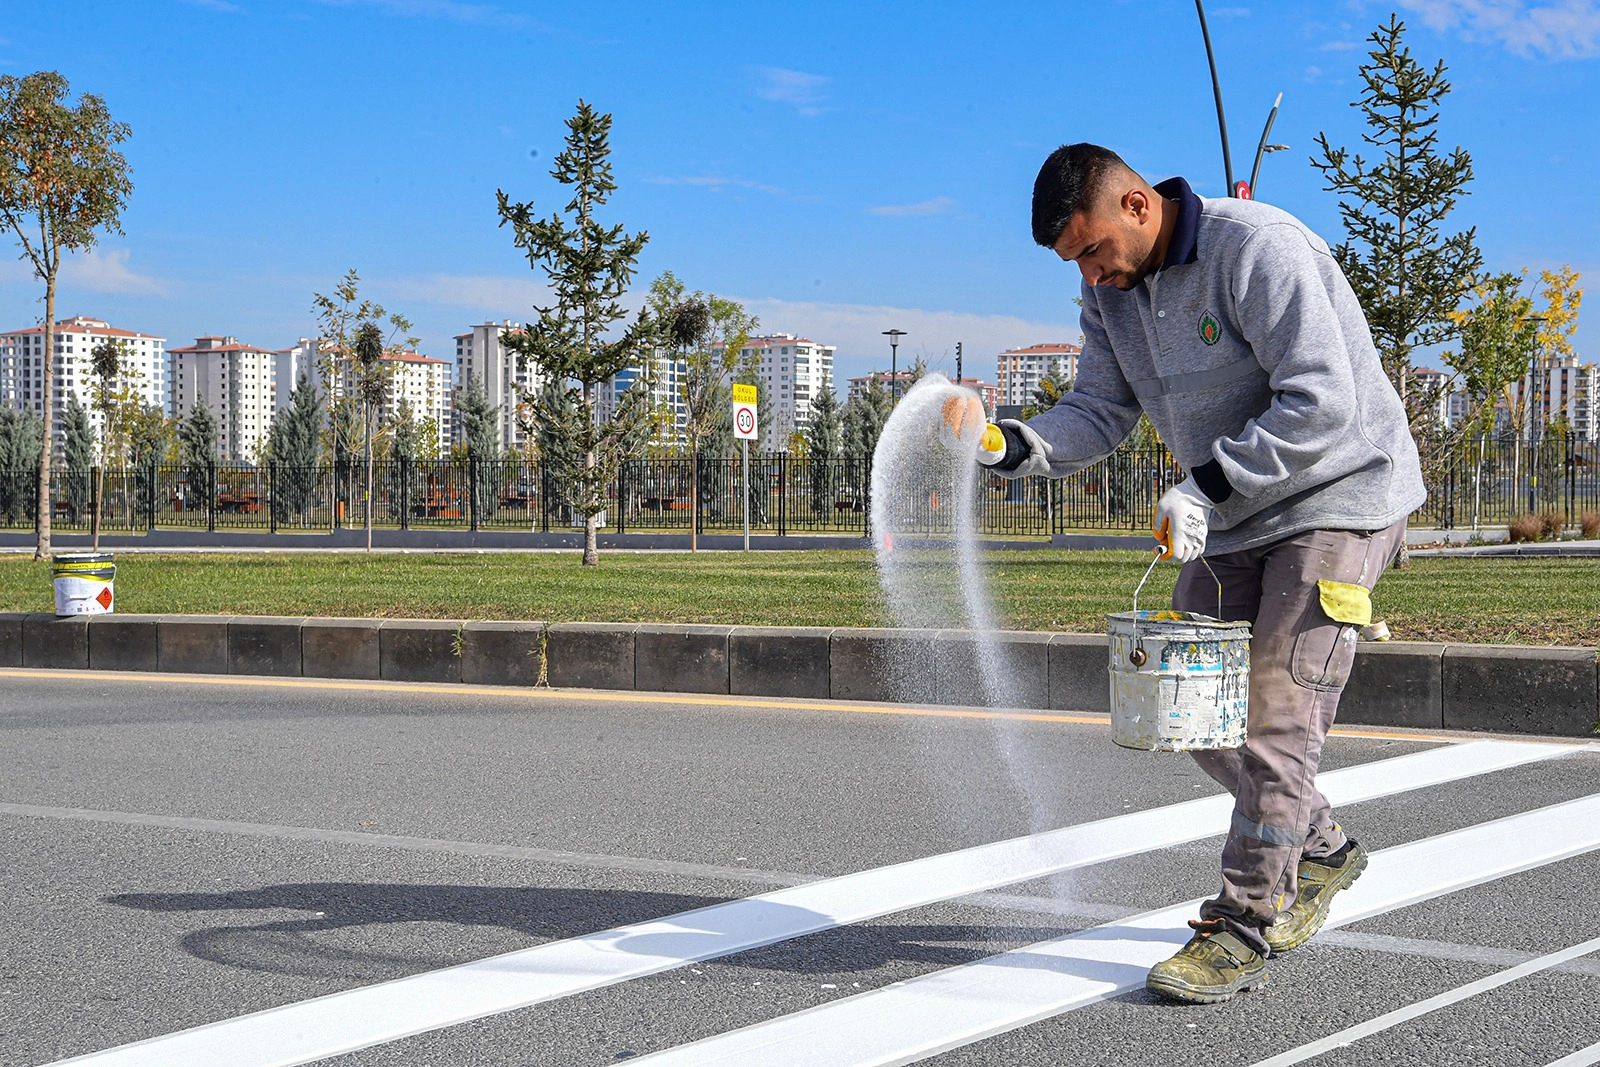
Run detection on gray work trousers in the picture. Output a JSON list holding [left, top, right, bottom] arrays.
[[1171, 519, 1407, 954]]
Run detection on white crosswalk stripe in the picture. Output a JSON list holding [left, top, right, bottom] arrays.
[[632, 791, 1600, 1066], [1248, 932, 1600, 1067], [47, 740, 1581, 1067], [1548, 1040, 1600, 1067]]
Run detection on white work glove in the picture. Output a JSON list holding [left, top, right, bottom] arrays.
[[977, 419, 1053, 478], [1153, 476, 1215, 562]]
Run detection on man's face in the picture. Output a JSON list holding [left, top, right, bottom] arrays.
[[1051, 189, 1159, 291]]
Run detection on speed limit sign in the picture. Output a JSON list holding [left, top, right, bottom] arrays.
[[732, 383, 759, 440]]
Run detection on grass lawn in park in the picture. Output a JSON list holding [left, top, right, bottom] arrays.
[[0, 550, 1596, 646]]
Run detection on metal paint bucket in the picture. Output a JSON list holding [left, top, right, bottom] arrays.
[[1105, 553, 1249, 752], [53, 553, 116, 617]]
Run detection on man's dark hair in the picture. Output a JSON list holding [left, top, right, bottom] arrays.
[[1031, 143, 1129, 248]]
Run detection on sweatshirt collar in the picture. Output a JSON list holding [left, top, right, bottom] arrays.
[[1154, 176, 1200, 270]]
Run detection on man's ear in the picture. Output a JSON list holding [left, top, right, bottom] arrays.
[[1123, 187, 1152, 223]]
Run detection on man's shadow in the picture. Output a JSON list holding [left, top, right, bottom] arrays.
[[108, 883, 1077, 982]]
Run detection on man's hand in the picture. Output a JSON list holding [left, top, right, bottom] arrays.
[[977, 419, 1053, 476], [1153, 476, 1215, 562]]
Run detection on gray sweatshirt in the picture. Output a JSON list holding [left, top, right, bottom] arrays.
[[1022, 178, 1426, 554]]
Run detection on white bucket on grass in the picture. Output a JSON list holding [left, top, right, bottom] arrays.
[[53, 553, 116, 617], [1106, 609, 1250, 751]]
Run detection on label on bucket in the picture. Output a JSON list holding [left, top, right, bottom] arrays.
[[53, 554, 115, 617], [1106, 611, 1250, 752]]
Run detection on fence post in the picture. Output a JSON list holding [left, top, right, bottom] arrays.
[[269, 459, 278, 534], [399, 456, 410, 531], [147, 460, 157, 531], [207, 458, 216, 534], [468, 452, 480, 532], [778, 453, 786, 537], [616, 461, 626, 536]]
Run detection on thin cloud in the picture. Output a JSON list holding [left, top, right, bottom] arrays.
[[1212, 6, 1251, 15], [63, 248, 168, 296], [869, 197, 957, 218], [645, 174, 787, 196], [750, 66, 830, 116], [1399, 0, 1600, 58], [180, 0, 241, 10], [380, 272, 551, 314], [311, 0, 528, 28]]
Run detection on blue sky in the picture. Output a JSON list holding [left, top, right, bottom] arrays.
[[2, 0, 1597, 389]]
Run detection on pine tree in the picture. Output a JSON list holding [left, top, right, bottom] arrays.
[[805, 373, 843, 517], [841, 378, 893, 512], [179, 399, 217, 515], [522, 376, 581, 524], [1312, 14, 1482, 426], [496, 99, 657, 566], [268, 373, 321, 525], [61, 394, 94, 523], [455, 375, 500, 523], [0, 406, 43, 523]]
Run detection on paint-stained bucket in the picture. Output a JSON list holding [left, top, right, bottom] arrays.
[[1105, 553, 1249, 751], [53, 553, 116, 617]]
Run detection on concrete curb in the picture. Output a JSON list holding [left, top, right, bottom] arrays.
[[1, 613, 1595, 738]]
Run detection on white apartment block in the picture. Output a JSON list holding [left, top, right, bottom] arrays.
[[997, 342, 1081, 408], [453, 321, 541, 453], [735, 334, 835, 450], [169, 335, 278, 462], [1509, 354, 1600, 441], [330, 349, 451, 457], [273, 337, 327, 412], [0, 316, 168, 448]]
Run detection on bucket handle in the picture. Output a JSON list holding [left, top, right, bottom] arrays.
[[1129, 549, 1225, 667]]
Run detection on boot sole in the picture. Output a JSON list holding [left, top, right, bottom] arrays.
[[1146, 967, 1268, 1005], [1265, 846, 1370, 954]]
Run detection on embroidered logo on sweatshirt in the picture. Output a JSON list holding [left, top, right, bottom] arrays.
[[1199, 311, 1222, 345]]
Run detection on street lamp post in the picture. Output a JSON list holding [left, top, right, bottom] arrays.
[[1247, 92, 1289, 197], [883, 328, 906, 402]]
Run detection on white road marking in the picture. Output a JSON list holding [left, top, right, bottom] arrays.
[[46, 739, 1576, 1067], [1250, 932, 1600, 1067], [631, 791, 1600, 1066], [1548, 1040, 1600, 1067]]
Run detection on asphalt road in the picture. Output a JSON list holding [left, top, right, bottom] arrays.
[[1, 670, 1597, 1067]]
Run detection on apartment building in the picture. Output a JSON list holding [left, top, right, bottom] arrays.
[[997, 342, 1081, 407], [329, 349, 451, 456], [599, 351, 687, 442], [737, 334, 835, 450], [0, 316, 168, 445], [168, 335, 278, 462], [453, 321, 540, 452], [1509, 354, 1600, 441]]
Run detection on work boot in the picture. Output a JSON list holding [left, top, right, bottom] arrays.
[[1264, 839, 1369, 954], [1146, 917, 1268, 1004]]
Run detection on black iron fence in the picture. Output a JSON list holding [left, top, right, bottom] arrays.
[[2, 437, 1596, 537]]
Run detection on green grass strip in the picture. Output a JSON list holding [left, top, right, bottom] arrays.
[[0, 551, 1595, 646]]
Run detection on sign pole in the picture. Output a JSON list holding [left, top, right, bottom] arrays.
[[731, 382, 759, 552]]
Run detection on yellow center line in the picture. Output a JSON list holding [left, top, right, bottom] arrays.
[[0, 668, 1587, 747]]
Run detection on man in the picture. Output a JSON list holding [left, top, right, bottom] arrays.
[[979, 143, 1424, 1004]]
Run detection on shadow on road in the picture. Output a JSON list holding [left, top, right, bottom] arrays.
[[106, 882, 1074, 982]]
